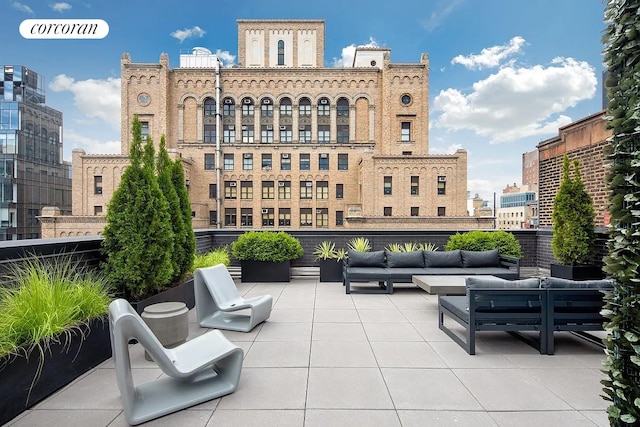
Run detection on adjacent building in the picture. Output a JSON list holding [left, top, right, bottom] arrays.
[[496, 184, 537, 229], [0, 65, 71, 240], [41, 19, 494, 238]]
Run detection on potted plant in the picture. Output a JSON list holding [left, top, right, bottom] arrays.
[[232, 231, 304, 282], [0, 255, 113, 425], [551, 155, 601, 280], [444, 230, 522, 258], [313, 241, 344, 282], [347, 237, 372, 252]]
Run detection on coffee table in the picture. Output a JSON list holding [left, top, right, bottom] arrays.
[[412, 275, 497, 295]]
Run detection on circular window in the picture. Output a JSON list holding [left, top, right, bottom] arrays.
[[137, 93, 151, 106], [370, 60, 377, 67], [401, 94, 412, 105]]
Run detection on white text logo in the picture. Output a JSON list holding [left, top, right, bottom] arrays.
[[20, 19, 109, 39]]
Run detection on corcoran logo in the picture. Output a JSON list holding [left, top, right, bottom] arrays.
[[20, 19, 109, 39]]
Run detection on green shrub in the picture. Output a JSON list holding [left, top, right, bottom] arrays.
[[444, 230, 522, 258], [347, 237, 371, 252], [232, 231, 304, 262], [191, 247, 230, 272]]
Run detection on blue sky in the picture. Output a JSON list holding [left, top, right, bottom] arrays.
[[1, 0, 607, 203]]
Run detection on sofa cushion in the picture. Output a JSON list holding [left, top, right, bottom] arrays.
[[466, 276, 540, 290], [461, 249, 500, 268], [540, 277, 614, 289], [348, 250, 386, 268], [386, 250, 425, 268], [424, 250, 462, 268], [346, 267, 389, 281], [463, 267, 519, 280], [384, 267, 427, 282]]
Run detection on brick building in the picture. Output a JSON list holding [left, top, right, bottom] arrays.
[[41, 19, 492, 238]]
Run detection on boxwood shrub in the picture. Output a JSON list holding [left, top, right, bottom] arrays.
[[444, 230, 522, 258], [232, 231, 304, 262]]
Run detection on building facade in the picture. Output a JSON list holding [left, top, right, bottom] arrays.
[[496, 184, 537, 229], [0, 65, 71, 240], [41, 19, 492, 238]]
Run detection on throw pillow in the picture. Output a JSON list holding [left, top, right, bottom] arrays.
[[424, 250, 463, 268], [347, 250, 386, 268], [461, 249, 501, 268], [385, 250, 425, 268]]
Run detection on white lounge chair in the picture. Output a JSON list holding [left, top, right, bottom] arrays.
[[108, 299, 243, 426], [194, 264, 273, 332]]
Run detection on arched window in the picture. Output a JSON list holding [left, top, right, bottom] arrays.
[[317, 97, 330, 116], [204, 98, 216, 116], [241, 98, 254, 116], [299, 97, 311, 117], [279, 97, 292, 116], [261, 98, 273, 117], [337, 98, 349, 116], [222, 98, 235, 117], [277, 40, 285, 65]]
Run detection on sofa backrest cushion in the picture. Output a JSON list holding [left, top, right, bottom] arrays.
[[540, 277, 613, 289], [465, 276, 541, 307], [348, 250, 386, 268], [461, 249, 500, 268], [385, 250, 425, 268], [424, 250, 462, 268]]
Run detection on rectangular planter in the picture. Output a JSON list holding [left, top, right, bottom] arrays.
[[132, 278, 195, 314], [0, 317, 112, 425], [241, 260, 290, 282], [319, 259, 344, 282], [550, 263, 604, 280]]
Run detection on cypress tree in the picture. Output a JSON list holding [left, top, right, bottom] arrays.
[[171, 157, 195, 276]]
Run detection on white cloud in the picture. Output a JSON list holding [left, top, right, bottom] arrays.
[[170, 26, 205, 43], [452, 36, 526, 70], [333, 37, 380, 68], [12, 2, 33, 14], [49, 74, 121, 130], [433, 57, 597, 143], [429, 143, 464, 155], [419, 0, 464, 32], [51, 2, 71, 12], [64, 129, 120, 158], [215, 49, 236, 67]]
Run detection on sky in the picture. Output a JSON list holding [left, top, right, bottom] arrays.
[[1, 0, 607, 203]]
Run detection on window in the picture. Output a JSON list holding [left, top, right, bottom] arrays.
[[262, 181, 274, 199], [318, 153, 329, 170], [384, 207, 392, 217], [204, 98, 216, 116], [300, 153, 310, 170], [242, 98, 254, 116], [204, 153, 215, 170], [279, 208, 291, 226], [209, 210, 217, 225], [281, 153, 291, 170], [316, 208, 329, 227], [401, 122, 411, 142], [222, 98, 235, 117], [261, 208, 274, 226], [261, 125, 273, 143], [338, 154, 348, 170], [336, 210, 344, 226], [411, 176, 419, 195], [316, 181, 329, 199], [209, 183, 217, 199], [240, 181, 253, 199], [243, 153, 253, 170], [261, 98, 273, 116], [223, 125, 235, 143], [242, 125, 254, 143], [401, 94, 412, 105], [277, 40, 285, 65], [204, 125, 216, 143], [337, 98, 349, 116], [384, 176, 392, 195], [437, 207, 446, 217], [318, 125, 330, 143], [279, 125, 292, 143], [299, 98, 311, 116], [411, 207, 419, 216], [318, 98, 330, 116], [223, 153, 234, 170], [278, 181, 291, 199], [279, 97, 292, 116], [94, 206, 102, 216], [300, 208, 313, 226], [402, 151, 412, 156], [337, 125, 349, 143], [336, 183, 343, 199], [240, 208, 253, 226], [224, 181, 237, 199], [140, 121, 150, 139], [300, 181, 313, 199], [299, 125, 311, 143], [224, 208, 237, 226], [261, 153, 272, 170], [94, 175, 103, 195], [437, 176, 446, 195]]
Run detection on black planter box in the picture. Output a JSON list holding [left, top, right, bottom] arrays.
[[132, 278, 195, 314], [550, 263, 604, 280], [241, 260, 290, 282], [319, 259, 344, 282], [0, 318, 112, 425]]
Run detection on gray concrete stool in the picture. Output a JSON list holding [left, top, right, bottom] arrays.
[[141, 302, 189, 361]]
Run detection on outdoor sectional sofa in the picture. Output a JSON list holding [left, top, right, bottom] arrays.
[[438, 276, 613, 355], [343, 249, 520, 294]]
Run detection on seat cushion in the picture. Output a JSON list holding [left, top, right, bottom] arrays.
[[461, 249, 500, 268], [348, 250, 386, 268], [424, 250, 462, 268], [463, 267, 519, 279], [386, 250, 425, 268], [422, 267, 469, 275], [385, 267, 427, 282], [439, 296, 469, 322], [346, 267, 389, 281], [540, 277, 613, 289]]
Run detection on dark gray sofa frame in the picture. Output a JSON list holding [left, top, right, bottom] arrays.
[[344, 254, 521, 294]]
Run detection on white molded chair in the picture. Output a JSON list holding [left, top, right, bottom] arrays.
[[108, 299, 243, 426], [194, 264, 273, 332]]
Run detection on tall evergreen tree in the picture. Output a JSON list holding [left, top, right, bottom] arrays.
[[171, 158, 195, 276], [602, 0, 640, 424], [101, 117, 174, 299]]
